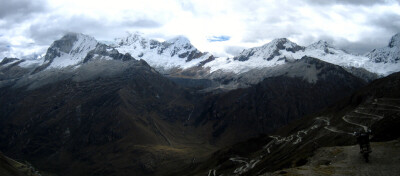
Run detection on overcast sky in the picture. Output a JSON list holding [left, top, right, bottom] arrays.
[[0, 0, 399, 59]]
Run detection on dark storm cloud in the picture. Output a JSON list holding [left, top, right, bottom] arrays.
[[0, 0, 47, 22]]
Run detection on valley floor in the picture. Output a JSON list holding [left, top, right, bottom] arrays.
[[262, 139, 400, 176]]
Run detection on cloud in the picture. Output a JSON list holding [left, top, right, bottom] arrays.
[[368, 12, 400, 34], [0, 0, 47, 22], [1, 0, 400, 59], [336, 39, 388, 54], [0, 37, 13, 59], [225, 46, 245, 56], [237, 0, 400, 55], [28, 15, 106, 45], [27, 14, 164, 45], [310, 35, 387, 54], [126, 19, 162, 28], [0, 41, 10, 53], [180, 1, 196, 13], [208, 36, 231, 42], [305, 0, 393, 6]]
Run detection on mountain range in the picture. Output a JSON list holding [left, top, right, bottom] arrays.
[[0, 32, 399, 176], [109, 32, 400, 77], [2, 32, 400, 91]]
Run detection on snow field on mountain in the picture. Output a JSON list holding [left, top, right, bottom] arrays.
[[47, 34, 98, 69], [4, 32, 400, 77]]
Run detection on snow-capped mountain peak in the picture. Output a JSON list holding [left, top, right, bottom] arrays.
[[305, 40, 342, 56], [165, 36, 191, 46], [3, 32, 399, 82], [48, 33, 97, 53], [43, 33, 98, 69], [388, 33, 400, 48], [207, 37, 383, 75], [231, 38, 304, 63], [113, 33, 211, 70], [114, 32, 149, 47], [366, 33, 400, 65], [265, 38, 304, 52], [307, 40, 334, 50]]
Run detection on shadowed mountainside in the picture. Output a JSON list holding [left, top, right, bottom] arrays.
[[0, 151, 42, 176], [0, 59, 216, 176], [175, 71, 400, 176], [191, 57, 367, 145], [0, 56, 370, 176]]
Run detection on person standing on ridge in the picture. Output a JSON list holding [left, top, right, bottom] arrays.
[[354, 129, 372, 162]]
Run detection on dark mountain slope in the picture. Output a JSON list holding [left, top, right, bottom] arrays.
[[0, 151, 42, 176], [0, 33, 378, 176], [0, 58, 35, 81], [0, 59, 213, 176], [178, 71, 400, 176], [0, 57, 369, 176], [191, 56, 367, 146]]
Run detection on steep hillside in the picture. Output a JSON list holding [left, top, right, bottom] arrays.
[[0, 49, 369, 176], [176, 71, 400, 176], [0, 152, 42, 176], [191, 56, 367, 145], [0, 37, 215, 176], [0, 59, 215, 176]]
